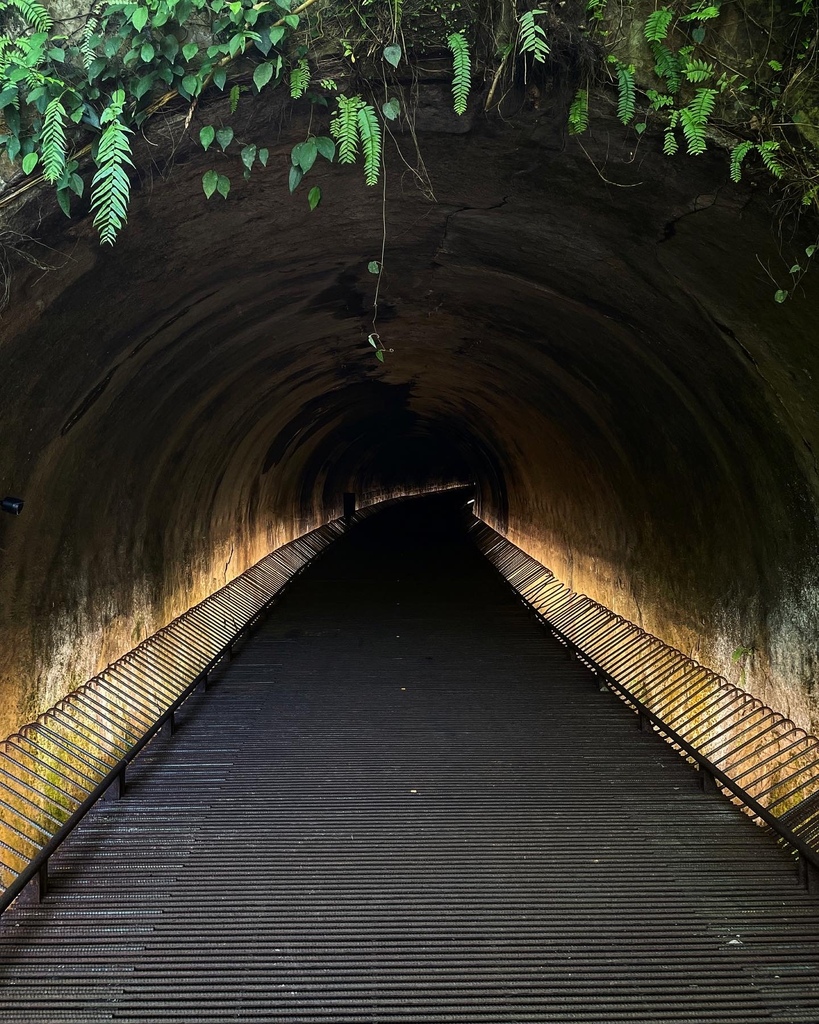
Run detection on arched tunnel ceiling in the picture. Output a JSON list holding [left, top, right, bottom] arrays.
[[0, 86, 818, 737]]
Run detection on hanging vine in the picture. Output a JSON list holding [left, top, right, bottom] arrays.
[[0, 0, 816, 303]]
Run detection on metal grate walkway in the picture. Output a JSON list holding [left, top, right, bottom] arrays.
[[1, 498, 818, 1022]]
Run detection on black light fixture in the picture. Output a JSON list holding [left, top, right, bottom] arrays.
[[1, 497, 24, 516]]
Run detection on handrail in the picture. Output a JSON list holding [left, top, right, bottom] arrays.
[[0, 518, 350, 914], [0, 487, 471, 917], [468, 515, 819, 890]]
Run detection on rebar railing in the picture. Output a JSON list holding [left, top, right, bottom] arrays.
[[468, 516, 819, 889], [0, 518, 352, 915]]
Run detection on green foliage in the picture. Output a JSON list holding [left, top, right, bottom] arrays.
[[0, 0, 815, 254], [609, 58, 635, 125], [729, 140, 754, 182], [383, 43, 401, 68], [331, 94, 363, 165], [650, 42, 682, 92], [643, 8, 673, 43], [568, 88, 589, 134], [357, 102, 382, 186], [661, 109, 680, 154], [330, 94, 381, 185], [518, 9, 549, 65], [289, 57, 309, 99], [757, 140, 784, 178], [382, 97, 400, 120], [447, 31, 471, 116], [4, 0, 52, 32], [683, 57, 714, 83], [90, 89, 132, 245], [679, 4, 719, 21], [679, 87, 716, 154], [40, 95, 67, 183]]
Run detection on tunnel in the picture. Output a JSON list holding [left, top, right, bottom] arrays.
[[1, 37, 819, 752]]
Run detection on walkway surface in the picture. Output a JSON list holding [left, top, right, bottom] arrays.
[[1, 499, 818, 1023]]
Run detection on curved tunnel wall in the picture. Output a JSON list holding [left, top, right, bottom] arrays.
[[0, 89, 818, 738]]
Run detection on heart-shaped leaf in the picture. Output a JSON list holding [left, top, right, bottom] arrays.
[[308, 186, 321, 210], [241, 144, 257, 170], [383, 44, 401, 68], [253, 61, 274, 91], [367, 261, 380, 274], [382, 98, 400, 120], [200, 125, 215, 151], [315, 136, 335, 162], [202, 169, 219, 198], [291, 138, 317, 173], [216, 174, 231, 198], [215, 126, 234, 151], [289, 164, 303, 193]]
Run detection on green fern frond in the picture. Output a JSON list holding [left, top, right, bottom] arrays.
[[41, 95, 67, 182], [90, 90, 133, 246], [568, 88, 589, 134], [644, 8, 673, 42], [801, 183, 818, 207], [688, 85, 716, 122], [663, 126, 678, 155], [683, 57, 715, 83], [290, 57, 309, 99], [650, 41, 681, 92], [9, 0, 52, 31], [729, 140, 753, 182], [357, 101, 381, 186], [614, 61, 636, 125], [518, 9, 549, 64], [646, 89, 674, 109], [330, 94, 363, 164], [81, 16, 99, 71], [679, 3, 720, 20], [679, 87, 715, 154], [757, 139, 784, 178], [447, 31, 471, 116]]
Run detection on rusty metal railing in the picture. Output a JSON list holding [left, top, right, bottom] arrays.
[[468, 516, 819, 890], [0, 518, 353, 915]]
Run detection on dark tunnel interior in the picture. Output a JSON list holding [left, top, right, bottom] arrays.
[[1, 85, 818, 740]]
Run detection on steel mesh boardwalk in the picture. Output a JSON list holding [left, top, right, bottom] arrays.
[[1, 500, 818, 1023]]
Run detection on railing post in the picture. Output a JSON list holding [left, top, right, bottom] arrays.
[[117, 766, 126, 798], [37, 860, 49, 902], [638, 710, 648, 732], [798, 854, 819, 893], [343, 492, 356, 525], [700, 767, 718, 793]]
